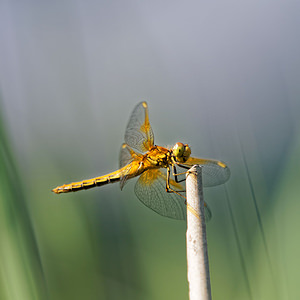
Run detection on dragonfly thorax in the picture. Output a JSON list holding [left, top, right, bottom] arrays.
[[145, 145, 172, 168], [172, 142, 191, 163]]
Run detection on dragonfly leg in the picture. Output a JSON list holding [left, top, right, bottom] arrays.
[[168, 166, 211, 219], [165, 166, 186, 200], [172, 165, 188, 183], [175, 162, 191, 170]]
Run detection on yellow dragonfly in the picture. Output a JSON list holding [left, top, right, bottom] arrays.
[[52, 101, 230, 220]]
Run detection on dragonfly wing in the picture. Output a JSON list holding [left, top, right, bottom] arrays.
[[119, 144, 144, 189], [124, 101, 154, 153], [135, 169, 186, 220], [184, 157, 230, 187], [134, 169, 212, 221], [204, 202, 212, 222], [119, 163, 133, 190], [120, 143, 134, 168], [119, 143, 142, 168]]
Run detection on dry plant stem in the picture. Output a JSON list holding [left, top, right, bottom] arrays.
[[186, 165, 212, 300]]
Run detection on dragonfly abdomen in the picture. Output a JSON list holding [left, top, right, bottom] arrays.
[[52, 169, 124, 194]]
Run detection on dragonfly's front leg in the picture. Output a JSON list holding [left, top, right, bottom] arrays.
[[172, 160, 198, 183], [172, 165, 188, 183]]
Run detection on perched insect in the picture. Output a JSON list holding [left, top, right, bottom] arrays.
[[52, 102, 230, 220]]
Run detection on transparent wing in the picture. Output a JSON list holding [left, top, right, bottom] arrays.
[[135, 169, 186, 220], [119, 144, 143, 190], [134, 169, 212, 221], [124, 101, 154, 153], [119, 143, 142, 168], [119, 163, 133, 190], [183, 157, 230, 187]]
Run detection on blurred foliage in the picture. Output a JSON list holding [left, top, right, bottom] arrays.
[[0, 99, 47, 300]]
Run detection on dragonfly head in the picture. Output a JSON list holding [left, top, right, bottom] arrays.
[[172, 142, 191, 163]]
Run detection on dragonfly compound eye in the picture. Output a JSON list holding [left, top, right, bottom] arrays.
[[173, 142, 185, 157], [183, 144, 191, 161], [172, 142, 191, 163]]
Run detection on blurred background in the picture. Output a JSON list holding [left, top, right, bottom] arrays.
[[0, 0, 299, 299]]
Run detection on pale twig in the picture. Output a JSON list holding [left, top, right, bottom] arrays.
[[186, 165, 211, 300]]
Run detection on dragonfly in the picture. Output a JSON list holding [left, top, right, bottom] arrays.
[[52, 101, 230, 220]]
